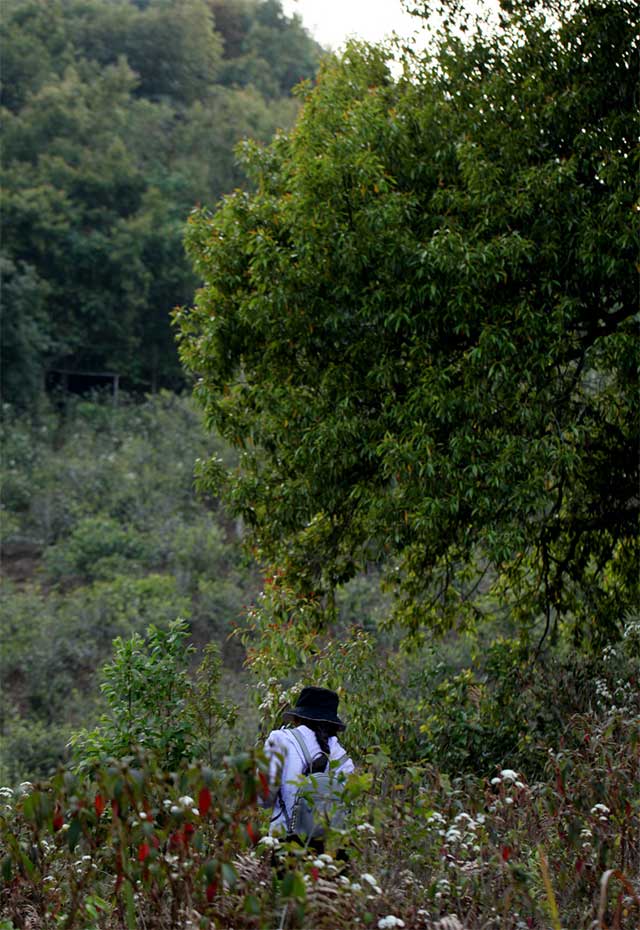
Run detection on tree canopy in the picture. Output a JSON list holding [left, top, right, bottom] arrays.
[[1, 0, 322, 406], [177, 0, 639, 645]]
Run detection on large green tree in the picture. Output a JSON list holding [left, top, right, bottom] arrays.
[[177, 0, 639, 645], [0, 0, 321, 406]]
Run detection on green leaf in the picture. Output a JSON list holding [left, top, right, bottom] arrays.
[[67, 817, 82, 852]]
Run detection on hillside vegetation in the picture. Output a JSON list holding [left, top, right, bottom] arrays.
[[1, 0, 639, 927], [1, 0, 321, 403]]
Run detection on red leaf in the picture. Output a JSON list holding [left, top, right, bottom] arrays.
[[52, 805, 64, 831], [138, 842, 150, 863], [198, 786, 212, 817], [258, 772, 270, 800], [206, 881, 218, 903], [501, 846, 512, 861], [94, 794, 105, 817], [246, 821, 257, 844], [183, 823, 196, 843], [310, 866, 319, 883]]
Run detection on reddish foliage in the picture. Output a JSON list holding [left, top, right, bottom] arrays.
[[258, 771, 271, 800], [501, 846, 512, 861], [52, 805, 64, 831], [198, 786, 212, 817], [94, 793, 105, 817], [138, 842, 151, 863], [206, 881, 218, 902]]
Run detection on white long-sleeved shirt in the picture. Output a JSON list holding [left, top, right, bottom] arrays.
[[261, 724, 355, 834]]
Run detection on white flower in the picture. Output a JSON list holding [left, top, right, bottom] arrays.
[[0, 787, 13, 798], [591, 803, 610, 816], [178, 795, 194, 808], [318, 852, 333, 862], [312, 858, 325, 869], [490, 777, 502, 785], [378, 917, 405, 929], [258, 835, 280, 849], [499, 769, 519, 782], [350, 882, 362, 892], [170, 805, 181, 815], [454, 812, 473, 824], [191, 808, 199, 817], [139, 811, 147, 820]]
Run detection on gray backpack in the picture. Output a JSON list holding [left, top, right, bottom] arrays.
[[286, 728, 349, 841]]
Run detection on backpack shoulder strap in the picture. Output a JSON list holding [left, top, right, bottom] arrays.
[[289, 727, 313, 770]]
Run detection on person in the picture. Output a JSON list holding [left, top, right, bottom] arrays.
[[260, 686, 354, 850]]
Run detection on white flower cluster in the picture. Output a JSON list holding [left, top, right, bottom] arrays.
[[591, 803, 610, 823], [361, 872, 382, 894], [311, 853, 338, 874], [378, 916, 405, 929], [435, 810, 486, 859], [435, 877, 451, 901], [256, 678, 297, 715], [258, 835, 280, 849], [491, 769, 526, 789], [594, 678, 612, 704]]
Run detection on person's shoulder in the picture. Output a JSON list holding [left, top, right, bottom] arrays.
[[331, 737, 354, 766]]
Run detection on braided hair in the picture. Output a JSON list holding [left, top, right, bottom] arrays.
[[290, 716, 339, 773]]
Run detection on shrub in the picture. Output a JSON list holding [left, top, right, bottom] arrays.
[[43, 516, 151, 582], [71, 619, 237, 772]]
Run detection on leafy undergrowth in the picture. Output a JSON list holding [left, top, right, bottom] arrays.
[[1, 700, 638, 930]]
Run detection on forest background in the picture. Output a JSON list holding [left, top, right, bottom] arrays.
[[1, 0, 639, 928]]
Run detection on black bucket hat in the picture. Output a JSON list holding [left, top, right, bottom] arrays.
[[283, 686, 345, 730]]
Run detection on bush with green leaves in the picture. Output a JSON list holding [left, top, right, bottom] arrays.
[[43, 516, 151, 582], [71, 620, 237, 772], [0, 394, 258, 784], [1, 678, 637, 929]]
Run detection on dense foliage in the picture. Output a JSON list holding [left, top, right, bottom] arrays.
[[1, 622, 638, 928], [1, 0, 322, 405], [0, 394, 257, 784], [176, 0, 639, 644], [2, 2, 639, 927]]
